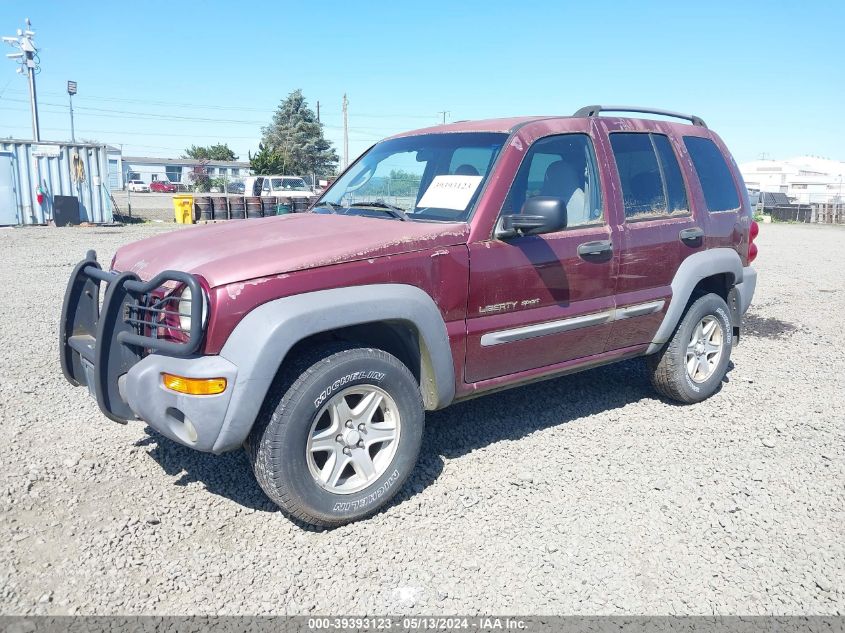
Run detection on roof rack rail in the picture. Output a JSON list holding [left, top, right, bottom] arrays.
[[573, 105, 707, 128]]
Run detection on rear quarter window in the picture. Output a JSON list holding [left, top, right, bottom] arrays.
[[683, 136, 740, 212]]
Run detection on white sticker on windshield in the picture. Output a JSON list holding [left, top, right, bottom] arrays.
[[417, 175, 483, 211]]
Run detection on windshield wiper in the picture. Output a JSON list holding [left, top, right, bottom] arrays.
[[348, 201, 410, 221], [314, 201, 343, 213]]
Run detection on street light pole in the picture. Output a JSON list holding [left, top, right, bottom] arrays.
[[3, 18, 40, 141], [67, 80, 77, 142], [26, 48, 39, 140]]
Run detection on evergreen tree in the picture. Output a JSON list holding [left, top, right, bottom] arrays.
[[248, 143, 288, 175], [261, 89, 338, 177]]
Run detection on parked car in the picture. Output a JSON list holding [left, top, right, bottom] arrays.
[[60, 106, 758, 527], [149, 181, 177, 193], [242, 175, 314, 198], [227, 182, 246, 194], [127, 180, 149, 193]]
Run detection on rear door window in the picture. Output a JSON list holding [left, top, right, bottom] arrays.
[[683, 136, 740, 212], [609, 133, 689, 219]]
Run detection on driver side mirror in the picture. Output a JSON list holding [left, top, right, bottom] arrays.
[[497, 196, 568, 238]]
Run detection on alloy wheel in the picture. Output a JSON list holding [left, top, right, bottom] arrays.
[[306, 386, 401, 494], [686, 315, 723, 383]]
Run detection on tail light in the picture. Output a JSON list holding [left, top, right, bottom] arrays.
[[748, 220, 759, 264]]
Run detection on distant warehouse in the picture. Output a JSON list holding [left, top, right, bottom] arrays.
[[106, 150, 251, 190], [740, 156, 845, 204]]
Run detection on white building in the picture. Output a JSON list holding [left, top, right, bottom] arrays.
[[104, 149, 251, 190], [740, 156, 845, 204], [121, 156, 251, 189]]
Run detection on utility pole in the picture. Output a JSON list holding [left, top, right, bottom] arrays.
[[438, 110, 450, 125], [67, 80, 77, 142], [342, 93, 349, 170], [312, 101, 320, 192], [3, 18, 40, 141]]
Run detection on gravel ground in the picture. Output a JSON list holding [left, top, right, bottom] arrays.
[[110, 192, 177, 223], [0, 221, 843, 616]]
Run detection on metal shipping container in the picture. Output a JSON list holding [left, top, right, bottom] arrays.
[[0, 140, 113, 225]]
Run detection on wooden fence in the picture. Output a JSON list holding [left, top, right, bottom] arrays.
[[770, 203, 845, 224]]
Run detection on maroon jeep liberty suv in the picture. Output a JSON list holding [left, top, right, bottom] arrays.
[[61, 106, 758, 526]]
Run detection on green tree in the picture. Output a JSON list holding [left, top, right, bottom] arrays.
[[248, 143, 289, 175], [183, 143, 238, 161], [188, 162, 211, 192], [388, 168, 421, 197], [261, 89, 338, 177]]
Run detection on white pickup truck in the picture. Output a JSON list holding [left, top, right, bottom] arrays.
[[243, 175, 314, 198]]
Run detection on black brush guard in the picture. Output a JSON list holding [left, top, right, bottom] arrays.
[[60, 250, 205, 423]]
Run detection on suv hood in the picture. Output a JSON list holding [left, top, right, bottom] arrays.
[[112, 213, 469, 288]]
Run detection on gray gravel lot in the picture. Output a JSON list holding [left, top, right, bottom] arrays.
[[0, 221, 843, 615]]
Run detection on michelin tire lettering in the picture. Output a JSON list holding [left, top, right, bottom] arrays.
[[333, 469, 400, 512], [313, 370, 386, 409]]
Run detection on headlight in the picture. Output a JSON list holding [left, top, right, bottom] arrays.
[[178, 286, 193, 331], [177, 285, 207, 332]]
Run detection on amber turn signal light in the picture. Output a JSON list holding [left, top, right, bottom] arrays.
[[161, 373, 227, 395]]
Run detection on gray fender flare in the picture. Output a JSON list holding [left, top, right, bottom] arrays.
[[211, 283, 455, 453], [646, 248, 744, 355]]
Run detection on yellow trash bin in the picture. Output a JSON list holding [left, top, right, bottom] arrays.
[[173, 194, 194, 224]]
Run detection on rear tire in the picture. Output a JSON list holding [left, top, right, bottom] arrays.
[[647, 293, 733, 404], [248, 344, 424, 527]]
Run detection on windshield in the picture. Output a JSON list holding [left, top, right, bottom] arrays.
[[314, 132, 507, 222], [272, 177, 310, 191]]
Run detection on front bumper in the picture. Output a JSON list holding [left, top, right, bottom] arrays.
[[60, 250, 209, 425], [123, 353, 238, 451]]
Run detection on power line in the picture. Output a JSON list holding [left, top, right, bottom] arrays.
[[0, 97, 412, 135], [0, 116, 385, 144], [1, 87, 441, 120]]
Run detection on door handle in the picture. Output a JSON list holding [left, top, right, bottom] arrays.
[[679, 227, 704, 245], [577, 240, 613, 259]]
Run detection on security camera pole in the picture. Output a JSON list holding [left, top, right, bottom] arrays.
[[3, 17, 40, 141], [67, 80, 77, 143]]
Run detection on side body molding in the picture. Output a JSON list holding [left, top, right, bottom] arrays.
[[646, 248, 744, 355], [212, 284, 455, 453]]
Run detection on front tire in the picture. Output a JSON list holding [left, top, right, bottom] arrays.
[[647, 293, 733, 404], [248, 345, 424, 527]]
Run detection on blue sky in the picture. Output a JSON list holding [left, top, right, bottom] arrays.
[[1, 0, 842, 164]]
